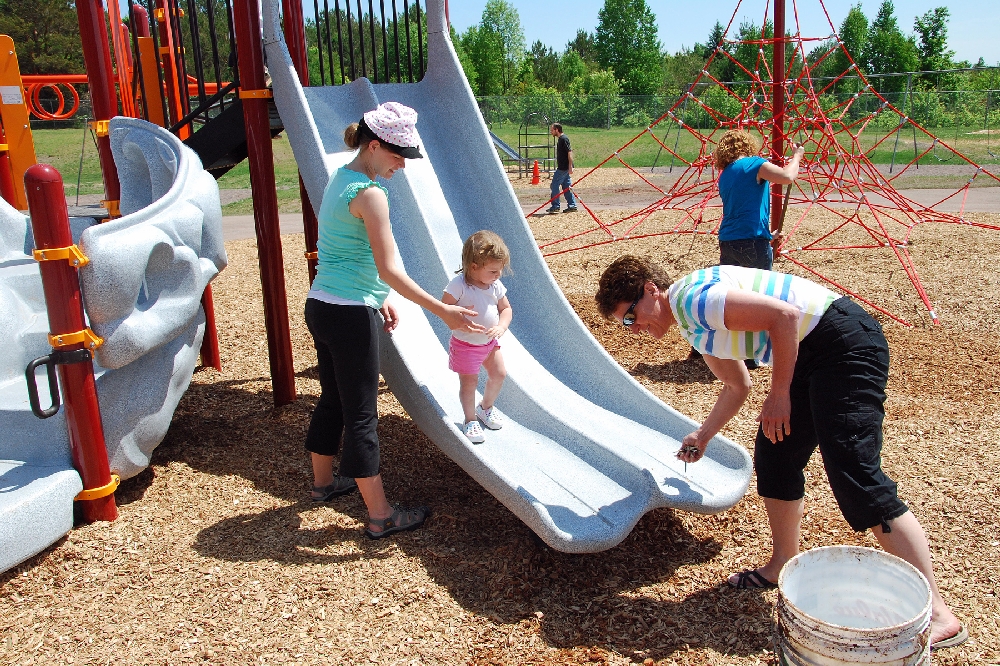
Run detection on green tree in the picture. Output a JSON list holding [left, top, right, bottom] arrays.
[[566, 29, 599, 70], [461, 0, 525, 95], [450, 25, 478, 93], [913, 8, 953, 75], [594, 0, 663, 95], [0, 0, 83, 74], [695, 21, 726, 60], [558, 49, 588, 88], [528, 40, 560, 89], [831, 4, 868, 79], [863, 1, 918, 93]]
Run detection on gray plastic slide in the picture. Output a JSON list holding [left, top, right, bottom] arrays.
[[0, 118, 225, 572], [489, 130, 527, 163], [261, 0, 752, 552]]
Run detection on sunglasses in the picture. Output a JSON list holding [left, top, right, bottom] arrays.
[[622, 292, 642, 327]]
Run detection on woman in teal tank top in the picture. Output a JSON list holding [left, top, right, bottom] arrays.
[[304, 102, 483, 540]]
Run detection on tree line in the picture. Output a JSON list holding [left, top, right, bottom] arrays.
[[458, 0, 997, 100]]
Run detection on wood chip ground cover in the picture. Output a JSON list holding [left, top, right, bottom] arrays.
[[2, 196, 999, 664]]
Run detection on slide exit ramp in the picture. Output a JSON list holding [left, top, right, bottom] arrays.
[[489, 131, 527, 163], [262, 0, 752, 553]]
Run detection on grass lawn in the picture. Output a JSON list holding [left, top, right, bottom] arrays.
[[489, 124, 1000, 169], [27, 123, 998, 210]]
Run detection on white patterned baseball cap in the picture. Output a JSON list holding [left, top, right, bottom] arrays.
[[361, 102, 423, 159]]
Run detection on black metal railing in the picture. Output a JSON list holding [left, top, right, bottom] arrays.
[[308, 0, 426, 86], [126, 0, 239, 135]]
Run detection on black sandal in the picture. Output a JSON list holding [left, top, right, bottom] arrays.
[[310, 476, 358, 502], [729, 569, 778, 589], [364, 505, 430, 540]]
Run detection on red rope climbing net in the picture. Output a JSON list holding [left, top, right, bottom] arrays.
[[528, 0, 1000, 326]]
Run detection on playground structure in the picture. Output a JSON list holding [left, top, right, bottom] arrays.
[[530, 0, 1000, 327], [0, 118, 225, 572], [8, 0, 996, 564], [0, 0, 752, 563]]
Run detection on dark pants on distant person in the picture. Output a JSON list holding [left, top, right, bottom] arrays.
[[549, 169, 576, 209], [753, 297, 909, 532], [303, 299, 381, 479], [719, 237, 773, 270]]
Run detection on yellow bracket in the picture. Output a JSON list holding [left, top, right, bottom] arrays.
[[102, 199, 121, 218], [239, 89, 274, 99], [304, 251, 318, 260], [154, 7, 184, 21], [90, 120, 110, 137], [0, 143, 7, 152], [76, 474, 120, 501], [33, 244, 90, 267], [48, 328, 104, 350]]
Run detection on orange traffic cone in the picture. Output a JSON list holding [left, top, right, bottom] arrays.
[[530, 160, 540, 185]]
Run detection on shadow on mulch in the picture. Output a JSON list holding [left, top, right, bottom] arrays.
[[631, 357, 716, 384], [155, 376, 771, 660]]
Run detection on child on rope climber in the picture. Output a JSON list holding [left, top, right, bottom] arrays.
[[443, 230, 513, 444]]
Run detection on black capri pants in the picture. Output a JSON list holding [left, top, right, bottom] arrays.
[[754, 297, 909, 532], [303, 299, 381, 479]]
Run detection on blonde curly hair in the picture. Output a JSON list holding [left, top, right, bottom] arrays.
[[714, 129, 760, 171]]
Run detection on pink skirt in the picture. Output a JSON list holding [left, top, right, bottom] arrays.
[[448, 336, 499, 375]]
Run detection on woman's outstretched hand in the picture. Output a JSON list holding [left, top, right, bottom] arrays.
[[379, 302, 399, 333], [441, 304, 485, 333]]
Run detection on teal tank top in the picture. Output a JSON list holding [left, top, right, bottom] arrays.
[[312, 167, 390, 308]]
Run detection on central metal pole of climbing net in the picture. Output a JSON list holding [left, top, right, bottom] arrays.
[[770, 0, 786, 233]]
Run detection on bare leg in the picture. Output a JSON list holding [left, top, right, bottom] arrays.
[[311, 453, 335, 488], [458, 373, 479, 423], [480, 348, 507, 410], [730, 497, 804, 585], [356, 475, 393, 532], [872, 511, 961, 644]]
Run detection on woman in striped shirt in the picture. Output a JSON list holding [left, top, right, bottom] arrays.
[[594, 255, 965, 650]]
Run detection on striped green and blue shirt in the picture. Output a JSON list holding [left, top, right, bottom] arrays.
[[667, 266, 838, 364]]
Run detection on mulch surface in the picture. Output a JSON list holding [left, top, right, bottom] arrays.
[[2, 193, 999, 664]]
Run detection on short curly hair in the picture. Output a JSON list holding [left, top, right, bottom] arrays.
[[595, 255, 673, 319], [714, 129, 760, 171], [459, 230, 511, 278]]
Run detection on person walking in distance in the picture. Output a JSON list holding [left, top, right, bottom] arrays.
[[546, 123, 577, 214]]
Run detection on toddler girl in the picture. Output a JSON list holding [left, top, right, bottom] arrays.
[[442, 230, 513, 443]]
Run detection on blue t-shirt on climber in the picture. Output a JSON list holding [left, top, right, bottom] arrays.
[[717, 155, 770, 242]]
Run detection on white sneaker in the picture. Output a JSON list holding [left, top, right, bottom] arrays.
[[464, 420, 485, 443], [476, 404, 504, 430]]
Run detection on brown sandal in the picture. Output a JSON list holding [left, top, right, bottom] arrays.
[[729, 569, 778, 589], [364, 505, 430, 540]]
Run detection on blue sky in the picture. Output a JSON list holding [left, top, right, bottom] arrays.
[[445, 0, 999, 66]]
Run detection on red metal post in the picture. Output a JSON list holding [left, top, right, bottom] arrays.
[[281, 0, 319, 283], [232, 0, 297, 405], [75, 0, 122, 216], [26, 164, 117, 523], [199, 284, 222, 371], [132, 4, 152, 38], [770, 0, 786, 234]]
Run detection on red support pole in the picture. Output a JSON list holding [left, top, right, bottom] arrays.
[[281, 0, 319, 283], [75, 0, 122, 218], [232, 0, 297, 406], [770, 0, 786, 234], [26, 164, 118, 523], [199, 284, 222, 371], [132, 4, 152, 38]]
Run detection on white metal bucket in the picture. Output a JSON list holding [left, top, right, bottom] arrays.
[[775, 546, 932, 665]]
